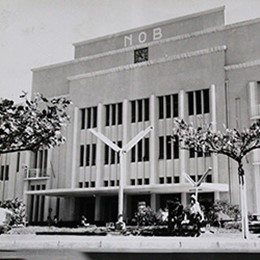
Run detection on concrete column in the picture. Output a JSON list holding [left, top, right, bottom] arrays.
[[122, 99, 128, 185], [150, 193, 159, 211], [94, 195, 101, 221], [71, 107, 79, 188], [179, 90, 187, 205], [95, 103, 103, 187], [248, 81, 258, 118], [253, 153, 260, 213], [248, 82, 260, 213], [23, 151, 31, 208], [210, 84, 220, 200], [150, 95, 157, 185]]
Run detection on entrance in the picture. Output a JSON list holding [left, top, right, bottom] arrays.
[[101, 196, 118, 222], [76, 197, 95, 223], [130, 194, 151, 218], [159, 193, 181, 210]]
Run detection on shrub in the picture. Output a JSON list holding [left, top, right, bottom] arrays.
[[205, 200, 240, 228], [0, 198, 26, 226]]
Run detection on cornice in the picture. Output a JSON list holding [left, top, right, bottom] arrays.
[[68, 45, 227, 81]]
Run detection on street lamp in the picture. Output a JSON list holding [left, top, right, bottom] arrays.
[[184, 167, 212, 199], [89, 126, 153, 218]]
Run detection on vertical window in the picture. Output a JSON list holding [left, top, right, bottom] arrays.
[[159, 136, 164, 159], [105, 105, 110, 126], [196, 91, 202, 114], [34, 152, 38, 168], [87, 108, 91, 128], [144, 98, 149, 121], [16, 152, 20, 172], [166, 136, 172, 159], [86, 145, 90, 166], [131, 146, 136, 162], [137, 140, 143, 161], [111, 104, 116, 125], [4, 165, 8, 181], [173, 135, 179, 159], [166, 95, 171, 118], [158, 96, 164, 119], [138, 100, 143, 122], [110, 148, 116, 164], [93, 107, 97, 128], [0, 166, 4, 180], [131, 101, 136, 123], [173, 94, 179, 117], [203, 89, 210, 113], [104, 145, 109, 165], [39, 150, 43, 169], [80, 109, 85, 129], [118, 103, 122, 125], [80, 145, 84, 167], [144, 138, 149, 161], [188, 92, 194, 116], [92, 144, 96, 166]]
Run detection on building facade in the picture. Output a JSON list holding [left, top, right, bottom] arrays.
[[1, 6, 260, 224]]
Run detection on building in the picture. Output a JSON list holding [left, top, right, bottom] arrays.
[[1, 6, 260, 224]]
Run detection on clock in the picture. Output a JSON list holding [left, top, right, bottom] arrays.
[[134, 47, 149, 63]]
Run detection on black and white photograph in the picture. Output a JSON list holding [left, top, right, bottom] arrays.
[[0, 0, 260, 259]]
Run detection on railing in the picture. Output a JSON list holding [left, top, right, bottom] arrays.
[[24, 168, 49, 179]]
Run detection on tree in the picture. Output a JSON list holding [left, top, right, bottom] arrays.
[[0, 93, 71, 154], [173, 118, 260, 239]]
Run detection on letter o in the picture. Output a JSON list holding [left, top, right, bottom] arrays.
[[138, 32, 147, 44]]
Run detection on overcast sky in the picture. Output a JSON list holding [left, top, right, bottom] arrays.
[[1, 0, 260, 102]]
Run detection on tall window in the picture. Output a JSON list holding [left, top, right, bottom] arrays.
[[16, 152, 20, 172], [131, 98, 150, 123], [131, 138, 149, 162], [80, 106, 97, 129], [158, 135, 179, 159], [79, 144, 96, 167], [187, 89, 210, 116], [33, 149, 48, 176], [158, 94, 178, 119], [104, 141, 122, 165], [105, 103, 123, 126], [0, 165, 9, 181]]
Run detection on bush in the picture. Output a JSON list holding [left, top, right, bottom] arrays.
[[135, 206, 157, 226], [0, 198, 26, 226], [205, 200, 240, 228]]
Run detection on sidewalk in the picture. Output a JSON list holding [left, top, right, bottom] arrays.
[[0, 231, 260, 253]]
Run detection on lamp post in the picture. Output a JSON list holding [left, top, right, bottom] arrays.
[[89, 126, 153, 218], [184, 167, 212, 199]]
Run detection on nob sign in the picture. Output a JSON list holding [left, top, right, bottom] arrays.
[[124, 27, 162, 47]]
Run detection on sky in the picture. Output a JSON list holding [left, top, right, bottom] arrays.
[[1, 0, 260, 103]]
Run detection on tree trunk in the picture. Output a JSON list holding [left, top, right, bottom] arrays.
[[238, 162, 249, 239]]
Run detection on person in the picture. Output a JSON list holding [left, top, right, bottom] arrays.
[[81, 215, 90, 227], [115, 214, 126, 231], [53, 215, 58, 226], [189, 195, 204, 224]]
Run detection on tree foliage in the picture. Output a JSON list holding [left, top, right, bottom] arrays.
[[173, 119, 260, 176], [173, 118, 260, 238], [0, 93, 71, 154]]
